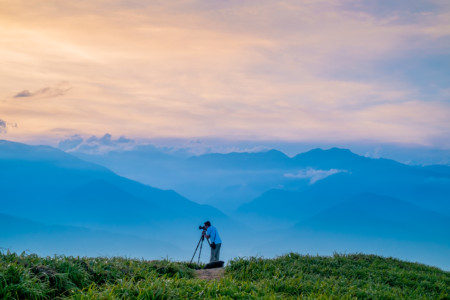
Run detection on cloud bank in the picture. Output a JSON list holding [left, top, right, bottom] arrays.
[[285, 168, 348, 184], [58, 133, 135, 153]]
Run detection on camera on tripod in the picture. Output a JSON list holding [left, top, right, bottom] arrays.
[[198, 225, 207, 230]]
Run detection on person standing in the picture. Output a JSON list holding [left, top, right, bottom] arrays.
[[202, 221, 222, 262]]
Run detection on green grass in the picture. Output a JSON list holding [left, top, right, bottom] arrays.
[[1, 251, 448, 299]]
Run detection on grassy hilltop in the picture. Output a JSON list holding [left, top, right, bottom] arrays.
[[1, 251, 449, 299]]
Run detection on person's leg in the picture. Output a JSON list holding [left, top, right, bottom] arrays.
[[214, 243, 221, 261], [210, 246, 215, 263]]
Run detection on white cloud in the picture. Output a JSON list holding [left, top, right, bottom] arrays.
[[284, 168, 347, 184]]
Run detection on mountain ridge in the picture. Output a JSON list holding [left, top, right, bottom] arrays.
[[2, 139, 450, 269], [0, 139, 230, 244]]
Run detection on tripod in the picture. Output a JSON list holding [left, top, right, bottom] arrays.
[[190, 232, 211, 264]]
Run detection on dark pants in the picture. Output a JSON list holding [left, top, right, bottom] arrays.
[[210, 243, 222, 262]]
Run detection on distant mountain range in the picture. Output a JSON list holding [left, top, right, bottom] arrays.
[[293, 193, 450, 242], [71, 146, 450, 216], [1, 139, 450, 269], [73, 148, 299, 211], [237, 148, 450, 221], [0, 139, 230, 259]]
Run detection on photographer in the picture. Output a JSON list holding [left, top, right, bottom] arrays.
[[202, 221, 222, 262]]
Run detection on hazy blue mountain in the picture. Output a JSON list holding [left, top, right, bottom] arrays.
[[74, 144, 181, 181], [3, 139, 450, 269], [70, 146, 450, 213], [421, 164, 450, 176], [0, 140, 229, 244], [187, 149, 291, 170], [0, 213, 184, 259], [44, 141, 450, 226], [291, 147, 433, 177], [0, 140, 109, 171], [292, 147, 366, 168], [250, 227, 450, 271], [293, 193, 450, 242], [248, 193, 450, 270], [237, 148, 450, 223], [71, 148, 304, 211]]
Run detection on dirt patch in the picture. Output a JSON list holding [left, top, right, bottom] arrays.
[[195, 268, 225, 280]]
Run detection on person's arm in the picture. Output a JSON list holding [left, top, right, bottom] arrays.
[[203, 228, 211, 239]]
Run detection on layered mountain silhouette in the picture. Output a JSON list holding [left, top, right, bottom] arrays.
[[0, 140, 229, 255], [237, 148, 450, 222], [2, 139, 450, 269], [72, 148, 298, 210], [72, 146, 450, 215], [254, 192, 450, 270], [187, 149, 292, 170], [293, 193, 450, 242]]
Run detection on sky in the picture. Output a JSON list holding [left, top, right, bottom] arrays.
[[1, 0, 449, 148]]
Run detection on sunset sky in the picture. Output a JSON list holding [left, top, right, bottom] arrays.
[[1, 0, 449, 148]]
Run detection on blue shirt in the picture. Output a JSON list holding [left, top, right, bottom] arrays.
[[206, 226, 222, 244]]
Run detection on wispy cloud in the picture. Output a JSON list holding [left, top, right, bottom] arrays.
[[58, 134, 83, 151], [14, 82, 71, 99], [285, 168, 347, 184], [59, 133, 135, 153]]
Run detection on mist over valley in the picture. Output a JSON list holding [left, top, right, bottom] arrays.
[[1, 139, 449, 270]]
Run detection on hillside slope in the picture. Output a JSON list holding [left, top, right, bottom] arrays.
[[1, 252, 448, 299], [0, 214, 184, 258], [0, 140, 230, 251], [293, 193, 450, 242]]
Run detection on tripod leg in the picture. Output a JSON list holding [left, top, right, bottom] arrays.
[[190, 236, 203, 264], [198, 236, 204, 264]]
